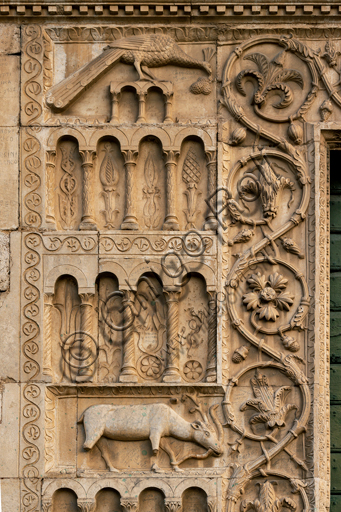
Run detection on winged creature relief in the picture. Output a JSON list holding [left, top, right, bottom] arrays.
[[46, 35, 213, 110]]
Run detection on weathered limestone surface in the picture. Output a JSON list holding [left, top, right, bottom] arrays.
[[0, 5, 337, 512]]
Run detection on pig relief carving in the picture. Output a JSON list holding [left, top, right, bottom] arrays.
[[78, 402, 223, 472]]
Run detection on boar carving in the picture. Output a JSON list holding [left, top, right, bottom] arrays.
[[78, 402, 223, 472]]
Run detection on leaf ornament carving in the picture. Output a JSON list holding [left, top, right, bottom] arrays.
[[58, 146, 78, 230], [236, 51, 304, 110], [143, 153, 161, 229], [182, 147, 202, 229], [243, 272, 294, 321], [240, 370, 297, 429], [241, 481, 297, 512], [100, 143, 120, 229]]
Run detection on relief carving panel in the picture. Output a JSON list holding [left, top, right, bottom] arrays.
[[2, 17, 332, 512]]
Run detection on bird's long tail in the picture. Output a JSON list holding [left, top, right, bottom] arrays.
[[46, 48, 125, 111]]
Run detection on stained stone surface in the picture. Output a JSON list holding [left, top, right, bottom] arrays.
[[0, 6, 336, 512]]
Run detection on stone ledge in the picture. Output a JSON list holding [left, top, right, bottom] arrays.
[[0, 3, 336, 18]]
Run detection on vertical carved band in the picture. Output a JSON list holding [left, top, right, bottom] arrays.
[[119, 290, 138, 382], [204, 150, 218, 231], [43, 293, 54, 378], [163, 290, 181, 382], [206, 291, 217, 382], [76, 293, 95, 382], [121, 150, 139, 230], [163, 150, 180, 231], [45, 150, 56, 229], [79, 150, 97, 231]]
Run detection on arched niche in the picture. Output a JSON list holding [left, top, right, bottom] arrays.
[[178, 272, 211, 383], [94, 488, 123, 512], [50, 274, 82, 383], [94, 136, 125, 230], [139, 488, 166, 512], [53, 135, 83, 231], [119, 85, 139, 124], [177, 136, 208, 231], [145, 86, 165, 124], [52, 488, 78, 512], [96, 272, 123, 383], [182, 487, 208, 512], [136, 136, 166, 230], [134, 272, 167, 382]]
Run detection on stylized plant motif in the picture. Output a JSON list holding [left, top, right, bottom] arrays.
[[183, 360, 203, 380], [240, 370, 297, 429], [242, 272, 294, 321], [236, 51, 304, 109], [141, 355, 162, 377], [100, 143, 120, 229], [143, 153, 161, 229], [241, 480, 297, 512], [182, 147, 202, 229], [58, 145, 77, 230]]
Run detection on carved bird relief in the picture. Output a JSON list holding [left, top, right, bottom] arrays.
[[46, 35, 213, 110]]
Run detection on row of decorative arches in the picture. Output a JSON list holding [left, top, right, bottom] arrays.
[[44, 259, 216, 295], [46, 126, 216, 153], [43, 477, 217, 502]]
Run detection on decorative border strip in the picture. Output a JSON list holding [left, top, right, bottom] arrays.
[[0, 4, 341, 17]]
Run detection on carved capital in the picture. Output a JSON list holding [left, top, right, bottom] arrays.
[[77, 499, 96, 512], [79, 292, 95, 307], [79, 149, 97, 168], [207, 499, 217, 512], [163, 149, 179, 166], [120, 500, 138, 512], [122, 149, 139, 165], [41, 500, 52, 512], [164, 499, 181, 512], [46, 150, 57, 167]]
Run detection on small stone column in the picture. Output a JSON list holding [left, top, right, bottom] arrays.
[[137, 92, 147, 123], [110, 90, 120, 123], [79, 149, 97, 231], [121, 150, 139, 230], [204, 150, 218, 231], [43, 292, 54, 379], [163, 288, 181, 382], [205, 291, 217, 382], [119, 290, 138, 382], [162, 150, 180, 231], [45, 150, 57, 230], [76, 293, 95, 382], [164, 92, 174, 123]]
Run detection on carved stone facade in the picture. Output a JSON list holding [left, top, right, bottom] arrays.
[[0, 5, 337, 512]]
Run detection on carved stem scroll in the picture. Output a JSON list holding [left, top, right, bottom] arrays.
[[163, 150, 180, 231], [121, 150, 139, 230], [79, 149, 97, 231], [163, 289, 181, 382]]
